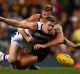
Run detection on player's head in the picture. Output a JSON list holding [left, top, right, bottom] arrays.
[[42, 16, 57, 34], [41, 4, 53, 19]]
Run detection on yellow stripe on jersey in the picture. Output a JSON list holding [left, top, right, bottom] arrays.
[[39, 18, 42, 22]]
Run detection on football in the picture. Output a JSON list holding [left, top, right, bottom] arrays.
[[56, 53, 74, 66]]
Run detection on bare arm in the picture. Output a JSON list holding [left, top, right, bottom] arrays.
[[64, 38, 76, 48], [18, 28, 34, 43], [34, 24, 64, 49], [0, 17, 37, 30], [64, 38, 80, 49], [0, 17, 19, 27], [18, 14, 40, 42], [24, 14, 40, 22], [34, 24, 80, 49], [44, 33, 64, 48], [18, 28, 30, 39], [44, 25, 64, 48]]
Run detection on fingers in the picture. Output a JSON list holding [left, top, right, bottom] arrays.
[[34, 44, 45, 50], [34, 44, 40, 50]]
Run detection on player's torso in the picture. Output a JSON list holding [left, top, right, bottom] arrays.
[[25, 22, 54, 44]]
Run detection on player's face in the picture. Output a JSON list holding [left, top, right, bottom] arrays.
[[41, 10, 53, 19], [43, 21, 55, 34]]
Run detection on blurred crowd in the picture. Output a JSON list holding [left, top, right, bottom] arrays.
[[0, 0, 80, 67]]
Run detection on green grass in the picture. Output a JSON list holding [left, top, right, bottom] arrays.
[[0, 67, 80, 74]]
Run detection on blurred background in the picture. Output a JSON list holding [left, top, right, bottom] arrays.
[[0, 0, 80, 68]]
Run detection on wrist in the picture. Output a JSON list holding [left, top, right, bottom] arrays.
[[75, 46, 80, 49], [0, 17, 4, 21], [0, 17, 6, 22], [43, 44, 47, 48]]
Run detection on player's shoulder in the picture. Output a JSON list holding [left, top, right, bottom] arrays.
[[55, 24, 62, 27], [26, 14, 41, 22], [31, 14, 40, 18], [54, 24, 62, 29], [34, 14, 41, 16], [53, 24, 63, 33]]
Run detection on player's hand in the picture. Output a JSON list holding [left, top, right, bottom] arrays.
[[25, 37, 35, 43], [75, 43, 80, 49], [0, 16, 4, 21], [34, 44, 46, 50]]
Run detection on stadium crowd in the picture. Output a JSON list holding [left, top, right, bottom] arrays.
[[0, 0, 80, 68]]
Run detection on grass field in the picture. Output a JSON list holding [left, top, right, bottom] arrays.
[[0, 67, 80, 74]]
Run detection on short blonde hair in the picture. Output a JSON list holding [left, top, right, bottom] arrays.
[[42, 4, 53, 12], [45, 16, 57, 23]]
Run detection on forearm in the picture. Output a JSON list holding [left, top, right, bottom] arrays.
[[44, 37, 64, 48], [64, 38, 77, 48], [0, 17, 37, 30], [0, 17, 19, 27], [18, 28, 29, 40]]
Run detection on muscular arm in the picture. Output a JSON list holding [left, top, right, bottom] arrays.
[[24, 14, 40, 22], [44, 24, 64, 48], [64, 38, 77, 48], [44, 28, 79, 48], [34, 24, 64, 49], [0, 17, 19, 27], [18, 28, 30, 40], [0, 17, 37, 30], [34, 24, 80, 49], [18, 14, 40, 42], [18, 28, 34, 43], [45, 24, 78, 48]]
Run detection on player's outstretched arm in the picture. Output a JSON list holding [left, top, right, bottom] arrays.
[[18, 14, 40, 43], [0, 16, 37, 30], [34, 32, 64, 49], [0, 16, 20, 27], [64, 38, 80, 49], [34, 24, 64, 49], [44, 24, 64, 47], [64, 38, 76, 48], [44, 32, 64, 48]]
